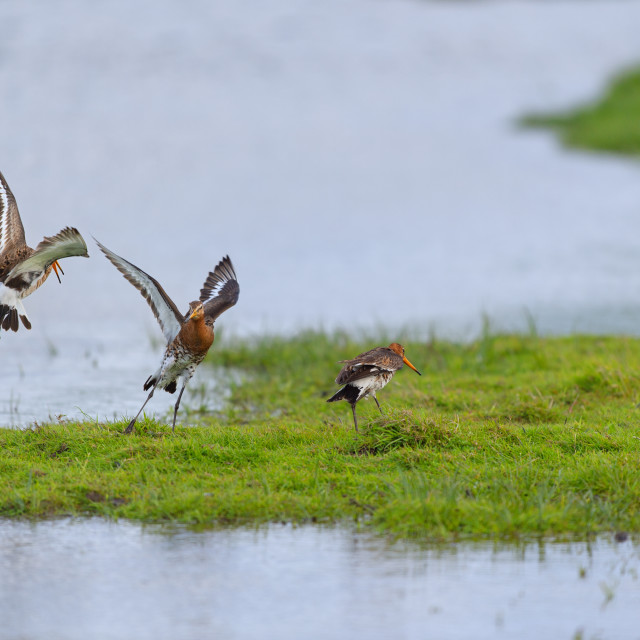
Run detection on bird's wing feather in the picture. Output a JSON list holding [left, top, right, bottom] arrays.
[[200, 255, 239, 323], [5, 227, 88, 283], [335, 347, 402, 385], [95, 238, 183, 343], [0, 171, 26, 257]]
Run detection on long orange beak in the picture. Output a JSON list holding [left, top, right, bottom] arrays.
[[403, 355, 422, 376], [52, 260, 64, 284]]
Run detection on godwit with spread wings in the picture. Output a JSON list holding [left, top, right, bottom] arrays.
[[96, 239, 239, 433], [0, 171, 89, 332]]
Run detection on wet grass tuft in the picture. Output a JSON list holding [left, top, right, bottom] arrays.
[[356, 411, 465, 455]]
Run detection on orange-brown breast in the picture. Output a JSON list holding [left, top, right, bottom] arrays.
[[178, 316, 215, 356]]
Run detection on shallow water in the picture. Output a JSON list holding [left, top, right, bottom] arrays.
[[0, 519, 638, 640], [2, 0, 640, 426]]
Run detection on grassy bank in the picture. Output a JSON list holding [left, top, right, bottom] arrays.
[[521, 66, 640, 157], [1, 331, 640, 540]]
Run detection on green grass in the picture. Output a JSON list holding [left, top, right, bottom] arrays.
[[521, 66, 640, 157], [2, 330, 640, 541]]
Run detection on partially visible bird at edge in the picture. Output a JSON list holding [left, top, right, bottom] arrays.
[[95, 239, 239, 434], [0, 171, 89, 332], [327, 343, 422, 433]]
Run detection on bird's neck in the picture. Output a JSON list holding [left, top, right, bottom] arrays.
[[181, 315, 214, 353]]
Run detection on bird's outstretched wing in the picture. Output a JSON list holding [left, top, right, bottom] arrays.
[[200, 255, 239, 323], [0, 171, 26, 257], [95, 238, 184, 344], [4, 227, 89, 287], [335, 347, 402, 385]]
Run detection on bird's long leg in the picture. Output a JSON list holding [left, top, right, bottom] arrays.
[[171, 384, 187, 432], [124, 388, 155, 434], [351, 402, 359, 435], [373, 394, 383, 414]]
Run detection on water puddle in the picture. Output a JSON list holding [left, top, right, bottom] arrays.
[[0, 330, 232, 428], [0, 519, 638, 640]]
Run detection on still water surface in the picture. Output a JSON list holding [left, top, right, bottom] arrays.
[[1, 519, 638, 640], [1, 0, 640, 426]]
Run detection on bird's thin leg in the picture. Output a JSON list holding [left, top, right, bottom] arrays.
[[124, 388, 155, 434], [171, 384, 187, 432], [351, 403, 359, 435], [373, 394, 383, 414]]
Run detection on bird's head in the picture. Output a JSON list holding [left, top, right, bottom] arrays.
[[187, 301, 205, 322], [389, 342, 422, 376]]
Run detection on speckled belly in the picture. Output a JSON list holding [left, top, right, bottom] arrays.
[[158, 348, 207, 389]]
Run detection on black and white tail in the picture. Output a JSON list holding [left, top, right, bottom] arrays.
[[0, 285, 31, 331], [327, 384, 360, 404]]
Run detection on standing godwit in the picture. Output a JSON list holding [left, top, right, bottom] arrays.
[[96, 239, 239, 433], [327, 343, 421, 433], [0, 171, 89, 332]]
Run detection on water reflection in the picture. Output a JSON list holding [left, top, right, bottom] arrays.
[[0, 519, 638, 640]]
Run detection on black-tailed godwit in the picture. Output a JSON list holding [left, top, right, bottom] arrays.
[[327, 343, 421, 433], [0, 171, 89, 332], [96, 239, 239, 433]]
